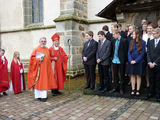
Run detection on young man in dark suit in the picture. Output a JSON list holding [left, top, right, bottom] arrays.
[[109, 30, 128, 95], [146, 28, 160, 102], [96, 31, 111, 92], [102, 25, 112, 41], [102, 25, 112, 82], [138, 18, 147, 32], [82, 31, 98, 90], [110, 24, 119, 40], [118, 23, 127, 38]]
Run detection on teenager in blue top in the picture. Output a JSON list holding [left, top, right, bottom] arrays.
[[126, 29, 146, 96]]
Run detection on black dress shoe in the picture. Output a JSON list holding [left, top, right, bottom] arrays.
[[109, 89, 117, 93], [156, 98, 160, 102], [101, 88, 108, 93], [84, 86, 90, 89], [97, 87, 104, 91], [89, 87, 95, 90], [36, 98, 41, 101], [3, 92, 8, 96], [51, 90, 57, 96], [56, 90, 62, 95], [52, 93, 57, 96], [40, 98, 47, 102], [145, 94, 153, 100]]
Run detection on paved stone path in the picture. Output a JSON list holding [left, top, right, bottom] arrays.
[[0, 91, 160, 120]]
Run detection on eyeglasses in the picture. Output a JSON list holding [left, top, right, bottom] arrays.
[[41, 41, 46, 42]]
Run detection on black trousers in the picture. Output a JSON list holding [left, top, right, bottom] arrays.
[[84, 64, 96, 89], [98, 64, 110, 90], [113, 63, 125, 91], [148, 66, 160, 98]]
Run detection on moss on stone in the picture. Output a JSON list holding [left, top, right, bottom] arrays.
[[54, 14, 88, 24], [83, 89, 97, 95], [88, 19, 112, 24], [54, 15, 113, 24]]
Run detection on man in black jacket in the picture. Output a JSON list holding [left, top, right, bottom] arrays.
[[96, 31, 111, 92], [118, 23, 127, 38], [138, 18, 147, 32], [109, 30, 128, 94], [82, 31, 98, 90], [102, 25, 113, 81], [102, 25, 112, 41], [146, 28, 160, 102]]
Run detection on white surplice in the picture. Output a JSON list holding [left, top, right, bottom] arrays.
[[34, 89, 47, 98]]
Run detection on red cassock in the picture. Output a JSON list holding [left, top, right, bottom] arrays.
[[0, 57, 9, 93], [10, 60, 26, 94], [49, 46, 68, 90]]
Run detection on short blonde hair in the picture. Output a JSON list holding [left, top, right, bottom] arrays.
[[112, 29, 121, 34], [129, 25, 136, 30], [13, 51, 20, 62], [153, 28, 160, 34]]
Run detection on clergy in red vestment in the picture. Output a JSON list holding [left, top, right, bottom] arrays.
[[10, 51, 26, 94], [28, 37, 57, 102], [0, 49, 9, 97], [49, 33, 68, 96]]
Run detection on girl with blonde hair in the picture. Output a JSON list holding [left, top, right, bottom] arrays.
[[10, 51, 26, 94]]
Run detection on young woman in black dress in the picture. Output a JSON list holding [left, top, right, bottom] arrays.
[[126, 29, 146, 96]]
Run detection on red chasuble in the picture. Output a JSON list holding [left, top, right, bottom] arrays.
[[28, 45, 57, 90], [49, 46, 68, 90], [10, 60, 26, 94], [0, 57, 9, 92]]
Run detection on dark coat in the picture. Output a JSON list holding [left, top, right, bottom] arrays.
[[105, 32, 112, 41], [147, 39, 160, 67], [82, 39, 98, 65], [111, 37, 128, 64], [96, 39, 111, 65]]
